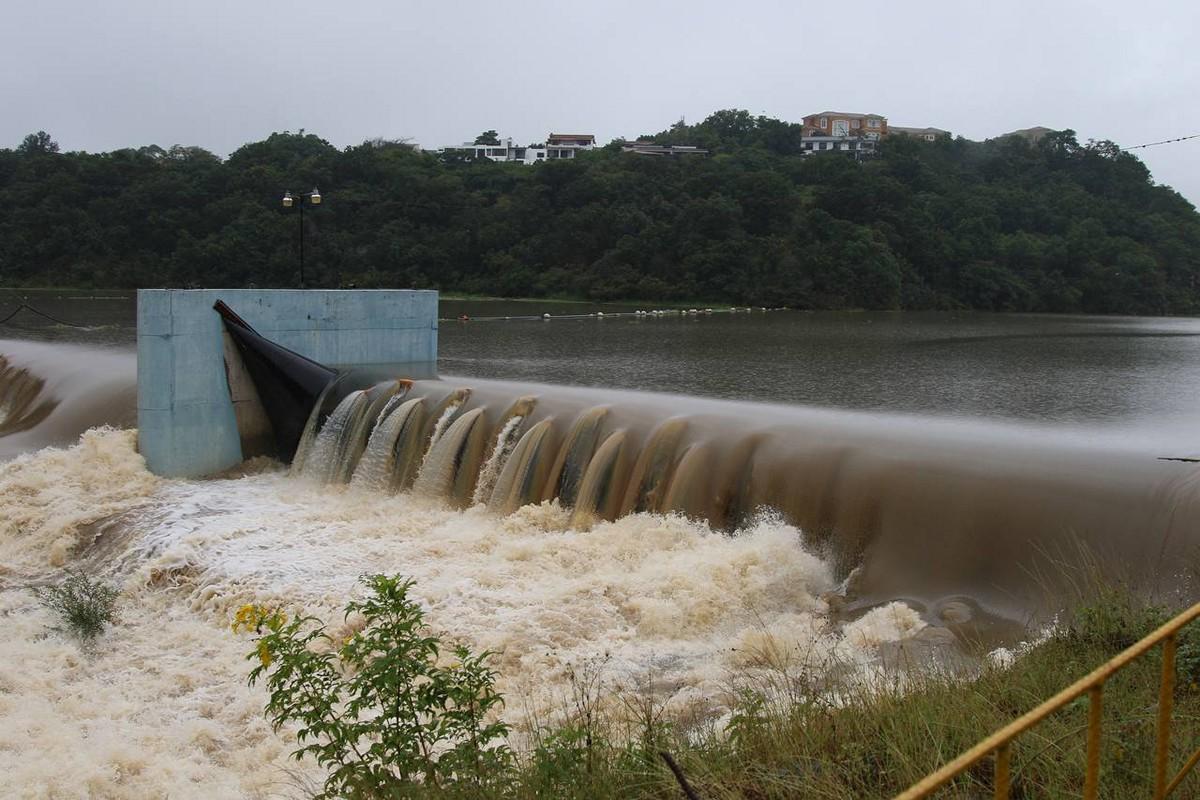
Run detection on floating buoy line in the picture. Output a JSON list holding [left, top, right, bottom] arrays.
[[0, 303, 90, 328], [440, 306, 786, 323]]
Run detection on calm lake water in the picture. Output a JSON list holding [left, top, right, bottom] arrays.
[[4, 289, 1200, 447]]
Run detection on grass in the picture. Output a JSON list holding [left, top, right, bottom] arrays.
[[406, 588, 1200, 799]]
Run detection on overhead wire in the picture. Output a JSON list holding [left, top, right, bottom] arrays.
[[1120, 133, 1200, 151]]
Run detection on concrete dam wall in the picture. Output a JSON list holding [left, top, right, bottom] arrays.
[[136, 289, 438, 478]]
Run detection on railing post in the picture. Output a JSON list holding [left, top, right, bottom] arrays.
[[994, 743, 1011, 800], [1083, 685, 1103, 799], [1154, 634, 1177, 799]]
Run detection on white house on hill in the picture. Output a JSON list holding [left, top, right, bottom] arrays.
[[442, 133, 596, 164]]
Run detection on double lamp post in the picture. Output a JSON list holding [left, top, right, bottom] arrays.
[[281, 187, 322, 288]]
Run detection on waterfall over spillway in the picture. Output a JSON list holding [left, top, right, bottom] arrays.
[[472, 400, 532, 505], [292, 375, 1200, 617]]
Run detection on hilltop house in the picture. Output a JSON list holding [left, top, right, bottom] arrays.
[[546, 133, 596, 159], [1001, 126, 1053, 143], [798, 111, 949, 158], [442, 132, 596, 164], [802, 111, 887, 139], [890, 125, 951, 141]]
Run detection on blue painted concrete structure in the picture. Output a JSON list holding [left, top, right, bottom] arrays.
[[137, 289, 438, 478]]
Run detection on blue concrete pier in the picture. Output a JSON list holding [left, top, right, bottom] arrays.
[[137, 289, 438, 478]]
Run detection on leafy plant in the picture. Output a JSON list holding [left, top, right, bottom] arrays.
[[234, 574, 511, 798], [726, 687, 769, 751], [33, 568, 120, 640]]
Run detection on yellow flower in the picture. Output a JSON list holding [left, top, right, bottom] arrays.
[[232, 604, 285, 634], [231, 604, 262, 633], [257, 640, 273, 668]]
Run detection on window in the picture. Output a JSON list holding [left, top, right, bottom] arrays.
[[851, 119, 861, 128], [819, 116, 828, 127], [868, 119, 881, 129], [832, 119, 849, 137]]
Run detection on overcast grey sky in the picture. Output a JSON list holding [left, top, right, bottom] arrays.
[[3, 0, 1198, 202]]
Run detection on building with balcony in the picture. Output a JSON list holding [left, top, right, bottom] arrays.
[[441, 132, 596, 164], [802, 111, 887, 139], [546, 133, 596, 159], [800, 136, 878, 160]]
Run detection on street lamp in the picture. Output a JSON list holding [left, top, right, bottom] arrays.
[[281, 187, 322, 287]]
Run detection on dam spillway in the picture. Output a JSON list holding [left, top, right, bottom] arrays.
[[290, 374, 1200, 620], [2, 315, 1198, 628]]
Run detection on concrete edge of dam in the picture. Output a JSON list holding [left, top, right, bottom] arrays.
[[136, 289, 438, 478]]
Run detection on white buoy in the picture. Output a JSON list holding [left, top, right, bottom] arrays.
[[597, 311, 604, 317], [543, 313, 551, 320]]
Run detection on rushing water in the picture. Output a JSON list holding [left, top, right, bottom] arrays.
[[2, 291, 1200, 796]]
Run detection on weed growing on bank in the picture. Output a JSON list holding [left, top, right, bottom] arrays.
[[234, 574, 512, 799], [33, 568, 119, 640], [240, 578, 1200, 799]]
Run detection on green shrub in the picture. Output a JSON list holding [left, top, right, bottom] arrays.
[[34, 569, 120, 640], [1067, 584, 1167, 650], [1177, 625, 1200, 687], [234, 574, 512, 799]]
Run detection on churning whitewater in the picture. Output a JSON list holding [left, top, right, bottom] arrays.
[[0, 428, 929, 799]]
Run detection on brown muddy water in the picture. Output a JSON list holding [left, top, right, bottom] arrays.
[[1, 289, 1198, 797]]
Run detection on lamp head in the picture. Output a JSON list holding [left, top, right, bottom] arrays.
[[309, 187, 321, 205], [282, 191, 294, 208]]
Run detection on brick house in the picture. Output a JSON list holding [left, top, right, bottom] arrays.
[[802, 111, 888, 139]]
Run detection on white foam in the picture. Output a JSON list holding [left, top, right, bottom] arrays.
[[0, 427, 159, 572], [0, 428, 932, 797]]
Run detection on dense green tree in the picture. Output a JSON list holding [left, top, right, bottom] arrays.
[[473, 130, 500, 145], [0, 113, 1197, 314], [17, 131, 59, 155]]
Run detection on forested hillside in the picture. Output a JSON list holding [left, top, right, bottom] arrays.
[[2, 111, 1198, 313]]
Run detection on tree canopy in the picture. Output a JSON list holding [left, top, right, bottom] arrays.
[[0, 112, 1197, 314]]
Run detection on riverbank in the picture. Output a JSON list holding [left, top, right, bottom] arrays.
[[419, 590, 1200, 799]]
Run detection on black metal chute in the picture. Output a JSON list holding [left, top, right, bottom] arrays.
[[213, 300, 338, 463]]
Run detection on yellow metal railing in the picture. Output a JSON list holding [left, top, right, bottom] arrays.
[[895, 602, 1200, 800]]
